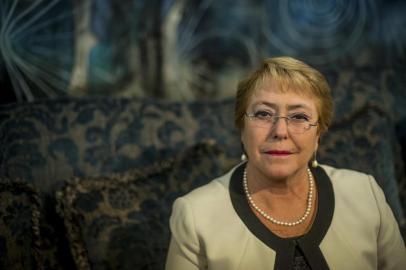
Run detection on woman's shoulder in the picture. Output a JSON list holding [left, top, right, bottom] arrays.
[[176, 164, 238, 208], [320, 163, 372, 183], [169, 166, 240, 233], [319, 163, 381, 201], [319, 163, 379, 197]]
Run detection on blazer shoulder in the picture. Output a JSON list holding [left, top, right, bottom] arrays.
[[319, 164, 380, 208], [178, 166, 235, 209], [320, 164, 371, 183]]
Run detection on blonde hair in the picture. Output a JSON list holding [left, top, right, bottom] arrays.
[[235, 56, 333, 134]]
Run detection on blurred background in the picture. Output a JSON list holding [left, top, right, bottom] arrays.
[[0, 0, 405, 101], [1, 0, 406, 163]]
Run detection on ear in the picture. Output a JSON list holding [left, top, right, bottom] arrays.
[[315, 134, 320, 151], [240, 128, 246, 150], [240, 141, 247, 155]]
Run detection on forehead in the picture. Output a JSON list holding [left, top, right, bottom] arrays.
[[249, 82, 318, 112]]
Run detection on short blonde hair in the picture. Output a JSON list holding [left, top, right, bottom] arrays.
[[235, 56, 333, 134]]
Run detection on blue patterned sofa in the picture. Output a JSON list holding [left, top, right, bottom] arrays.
[[0, 91, 405, 269]]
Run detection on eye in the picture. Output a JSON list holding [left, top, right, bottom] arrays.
[[253, 110, 273, 120], [290, 113, 310, 122]]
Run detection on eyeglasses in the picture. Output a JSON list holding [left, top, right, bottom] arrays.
[[245, 111, 318, 134]]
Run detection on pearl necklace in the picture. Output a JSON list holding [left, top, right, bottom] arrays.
[[243, 167, 314, 227]]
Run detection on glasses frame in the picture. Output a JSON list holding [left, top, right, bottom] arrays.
[[245, 112, 318, 134]]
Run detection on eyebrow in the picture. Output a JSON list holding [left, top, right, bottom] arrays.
[[253, 101, 312, 111]]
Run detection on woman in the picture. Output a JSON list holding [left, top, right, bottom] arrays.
[[165, 57, 406, 269]]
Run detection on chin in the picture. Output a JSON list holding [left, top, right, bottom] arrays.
[[261, 162, 301, 180], [267, 170, 293, 181]]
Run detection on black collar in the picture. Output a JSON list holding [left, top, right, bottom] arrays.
[[229, 163, 334, 270]]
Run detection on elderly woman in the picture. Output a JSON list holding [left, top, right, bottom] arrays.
[[165, 57, 406, 269]]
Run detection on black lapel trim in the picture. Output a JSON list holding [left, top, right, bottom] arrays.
[[229, 163, 335, 270]]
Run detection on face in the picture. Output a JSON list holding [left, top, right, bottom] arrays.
[[241, 81, 320, 181]]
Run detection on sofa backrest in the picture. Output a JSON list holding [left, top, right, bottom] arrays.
[[0, 97, 240, 194]]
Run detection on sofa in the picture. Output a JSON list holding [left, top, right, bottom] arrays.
[[1, 83, 405, 269]]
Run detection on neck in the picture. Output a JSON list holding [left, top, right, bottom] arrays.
[[243, 165, 315, 227], [246, 164, 309, 197]]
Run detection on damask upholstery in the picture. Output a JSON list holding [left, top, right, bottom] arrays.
[[0, 97, 239, 194], [56, 142, 234, 270], [0, 97, 240, 269], [0, 180, 42, 270]]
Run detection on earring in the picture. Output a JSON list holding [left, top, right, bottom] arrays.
[[311, 152, 318, 168], [240, 142, 247, 161]]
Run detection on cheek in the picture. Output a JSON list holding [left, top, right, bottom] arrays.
[[241, 128, 255, 153], [241, 128, 267, 153], [300, 133, 319, 154]]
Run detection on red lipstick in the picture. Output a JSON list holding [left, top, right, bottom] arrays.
[[265, 150, 292, 156]]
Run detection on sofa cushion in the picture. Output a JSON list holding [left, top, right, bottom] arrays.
[[56, 142, 239, 270], [0, 180, 42, 270]]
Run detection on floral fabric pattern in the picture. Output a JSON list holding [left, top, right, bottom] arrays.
[[0, 181, 42, 270], [56, 142, 235, 270]]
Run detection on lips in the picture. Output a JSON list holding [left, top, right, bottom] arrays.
[[264, 150, 293, 156]]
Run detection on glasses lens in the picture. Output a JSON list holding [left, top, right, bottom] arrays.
[[248, 115, 309, 134], [288, 122, 307, 134]]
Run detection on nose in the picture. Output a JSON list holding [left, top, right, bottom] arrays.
[[271, 116, 289, 139]]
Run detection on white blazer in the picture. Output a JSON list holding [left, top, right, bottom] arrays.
[[166, 163, 406, 270]]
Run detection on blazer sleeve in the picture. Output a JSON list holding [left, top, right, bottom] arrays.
[[165, 197, 207, 270], [368, 175, 406, 269]]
